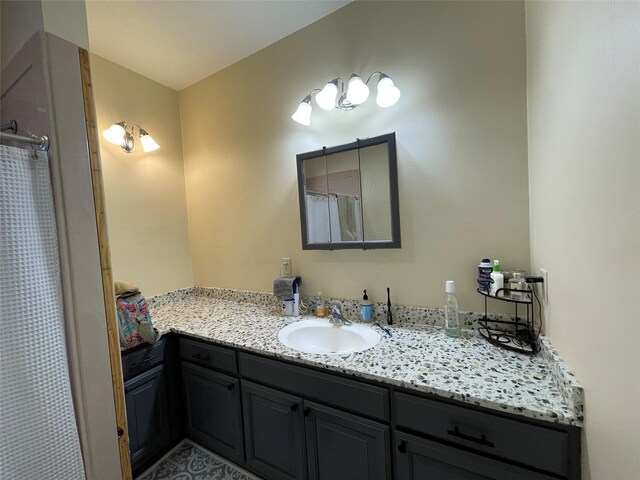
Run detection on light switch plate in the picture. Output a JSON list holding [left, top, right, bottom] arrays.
[[540, 268, 548, 303], [281, 258, 292, 276]]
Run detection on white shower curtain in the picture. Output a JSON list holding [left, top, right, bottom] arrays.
[[306, 193, 363, 243], [0, 145, 85, 478]]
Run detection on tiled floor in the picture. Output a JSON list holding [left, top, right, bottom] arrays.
[[137, 440, 262, 480]]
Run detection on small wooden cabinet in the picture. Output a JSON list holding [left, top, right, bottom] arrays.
[[181, 361, 244, 463]]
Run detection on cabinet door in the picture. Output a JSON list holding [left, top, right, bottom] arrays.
[[182, 361, 244, 463], [124, 363, 170, 470], [395, 431, 558, 480], [242, 381, 306, 480], [304, 401, 390, 480]]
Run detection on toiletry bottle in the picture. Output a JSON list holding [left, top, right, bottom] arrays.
[[490, 260, 504, 296], [315, 292, 327, 317], [293, 293, 300, 316], [360, 290, 373, 321], [444, 281, 461, 338], [509, 272, 527, 300], [478, 258, 493, 293]]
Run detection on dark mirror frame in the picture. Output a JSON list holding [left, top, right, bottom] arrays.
[[296, 132, 401, 250]]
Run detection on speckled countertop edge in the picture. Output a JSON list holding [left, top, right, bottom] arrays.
[[147, 287, 584, 427]]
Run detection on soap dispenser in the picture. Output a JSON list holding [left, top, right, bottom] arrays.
[[360, 290, 373, 321]]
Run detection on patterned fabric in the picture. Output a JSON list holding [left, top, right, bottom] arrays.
[[138, 441, 261, 480], [116, 293, 157, 348]]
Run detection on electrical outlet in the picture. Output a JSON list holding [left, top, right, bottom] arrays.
[[540, 268, 549, 303], [281, 258, 292, 276]]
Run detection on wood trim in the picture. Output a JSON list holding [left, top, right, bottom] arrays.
[[78, 47, 132, 480]]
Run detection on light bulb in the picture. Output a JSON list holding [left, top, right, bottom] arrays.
[[346, 75, 369, 105], [315, 81, 338, 110], [140, 131, 160, 152], [291, 97, 312, 126], [376, 76, 401, 107], [103, 123, 126, 145]]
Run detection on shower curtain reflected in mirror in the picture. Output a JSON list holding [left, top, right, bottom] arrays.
[[306, 192, 362, 244]]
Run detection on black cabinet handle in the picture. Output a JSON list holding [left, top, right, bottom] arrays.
[[303, 407, 311, 417], [447, 427, 495, 448], [397, 441, 407, 454], [227, 383, 234, 391], [192, 353, 210, 362], [290, 404, 298, 412], [130, 355, 155, 369]]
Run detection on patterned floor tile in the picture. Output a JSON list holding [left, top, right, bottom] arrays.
[[137, 440, 261, 480]]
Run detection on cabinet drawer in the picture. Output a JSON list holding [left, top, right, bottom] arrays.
[[122, 339, 166, 380], [239, 352, 389, 422], [179, 337, 237, 375], [395, 430, 558, 480], [395, 392, 569, 477]]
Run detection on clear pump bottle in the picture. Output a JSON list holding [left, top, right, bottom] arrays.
[[444, 280, 461, 338]]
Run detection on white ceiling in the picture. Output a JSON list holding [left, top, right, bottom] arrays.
[[86, 0, 350, 91]]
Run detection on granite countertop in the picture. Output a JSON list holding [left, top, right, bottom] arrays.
[[149, 287, 584, 427]]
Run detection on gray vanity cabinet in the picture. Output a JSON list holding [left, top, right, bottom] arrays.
[[395, 431, 558, 480], [240, 353, 391, 480], [304, 401, 390, 480], [124, 363, 170, 471], [181, 361, 244, 464], [242, 381, 307, 480], [122, 337, 180, 476]]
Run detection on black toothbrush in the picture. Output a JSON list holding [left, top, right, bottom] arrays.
[[386, 287, 393, 325]]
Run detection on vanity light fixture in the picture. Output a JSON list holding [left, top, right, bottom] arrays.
[[291, 72, 401, 126], [102, 121, 160, 153]]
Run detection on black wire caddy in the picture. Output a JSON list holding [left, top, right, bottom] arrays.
[[476, 281, 544, 355]]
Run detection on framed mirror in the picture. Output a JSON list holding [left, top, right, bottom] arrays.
[[296, 132, 400, 250]]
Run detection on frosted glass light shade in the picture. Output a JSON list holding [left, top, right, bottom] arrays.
[[140, 133, 160, 152], [103, 123, 126, 145], [346, 75, 369, 105], [291, 99, 312, 126], [376, 76, 401, 107], [315, 82, 338, 110]]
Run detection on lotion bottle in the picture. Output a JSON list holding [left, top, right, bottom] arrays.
[[360, 290, 373, 321], [490, 260, 504, 296]]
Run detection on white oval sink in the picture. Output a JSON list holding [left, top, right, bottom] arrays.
[[278, 319, 380, 355]]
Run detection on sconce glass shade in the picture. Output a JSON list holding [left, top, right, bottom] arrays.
[[315, 81, 338, 110], [291, 97, 313, 126], [346, 75, 370, 105], [376, 76, 401, 108], [139, 129, 160, 152], [103, 123, 126, 145]]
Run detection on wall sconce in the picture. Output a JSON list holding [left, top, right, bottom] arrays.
[[102, 121, 160, 153], [291, 72, 401, 126]]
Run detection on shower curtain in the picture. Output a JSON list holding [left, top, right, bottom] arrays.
[[0, 145, 85, 478], [306, 193, 362, 243]]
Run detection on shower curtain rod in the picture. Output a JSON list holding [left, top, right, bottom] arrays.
[[0, 131, 50, 152], [307, 190, 360, 200]]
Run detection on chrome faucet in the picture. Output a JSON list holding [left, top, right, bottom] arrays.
[[328, 303, 352, 326]]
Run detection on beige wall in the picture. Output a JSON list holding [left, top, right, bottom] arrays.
[[91, 54, 193, 296], [179, 1, 530, 311], [526, 2, 640, 478]]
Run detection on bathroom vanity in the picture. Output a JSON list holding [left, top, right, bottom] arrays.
[[123, 287, 583, 479]]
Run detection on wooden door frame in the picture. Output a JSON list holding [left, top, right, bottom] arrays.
[[78, 47, 132, 480]]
